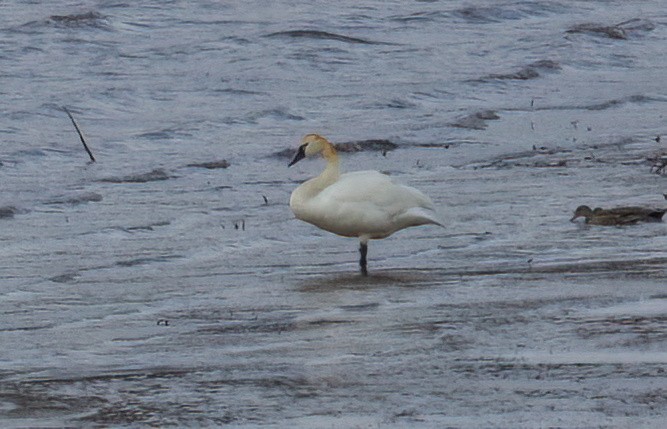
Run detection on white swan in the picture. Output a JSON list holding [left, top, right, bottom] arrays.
[[288, 133, 443, 275]]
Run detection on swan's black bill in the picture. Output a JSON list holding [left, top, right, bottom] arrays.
[[288, 144, 306, 167]]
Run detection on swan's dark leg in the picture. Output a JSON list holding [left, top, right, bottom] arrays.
[[359, 242, 368, 276]]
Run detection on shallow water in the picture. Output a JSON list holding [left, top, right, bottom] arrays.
[[1, 1, 667, 427]]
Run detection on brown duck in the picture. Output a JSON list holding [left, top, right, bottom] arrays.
[[571, 205, 666, 225]]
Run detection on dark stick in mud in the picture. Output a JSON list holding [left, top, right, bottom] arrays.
[[63, 106, 96, 162]]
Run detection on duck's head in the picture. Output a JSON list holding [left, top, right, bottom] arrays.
[[570, 205, 593, 222], [288, 134, 333, 167]]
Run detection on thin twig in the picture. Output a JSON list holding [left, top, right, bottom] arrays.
[[614, 18, 640, 28], [63, 106, 95, 162]]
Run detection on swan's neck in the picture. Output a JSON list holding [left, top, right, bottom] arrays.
[[317, 144, 340, 188], [291, 143, 340, 210], [305, 150, 340, 196]]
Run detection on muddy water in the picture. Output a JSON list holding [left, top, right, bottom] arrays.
[[2, 1, 667, 427]]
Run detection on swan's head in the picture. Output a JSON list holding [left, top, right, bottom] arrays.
[[288, 134, 332, 167]]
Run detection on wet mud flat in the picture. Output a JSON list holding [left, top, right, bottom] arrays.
[[2, 137, 667, 428], [1, 267, 666, 428]]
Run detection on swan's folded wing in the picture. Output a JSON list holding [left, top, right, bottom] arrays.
[[320, 171, 435, 208], [309, 170, 442, 236]]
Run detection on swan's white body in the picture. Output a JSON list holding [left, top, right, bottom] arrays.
[[288, 134, 442, 275], [291, 170, 441, 239]]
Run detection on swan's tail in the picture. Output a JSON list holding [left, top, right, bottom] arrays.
[[400, 207, 444, 228]]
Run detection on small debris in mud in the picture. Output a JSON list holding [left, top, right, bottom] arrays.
[[49, 11, 106, 27], [100, 168, 173, 183], [656, 135, 661, 143], [412, 142, 454, 149], [274, 139, 398, 158], [584, 95, 650, 112], [648, 153, 667, 175], [468, 146, 571, 170], [262, 195, 268, 205], [568, 23, 628, 39], [334, 139, 399, 153], [393, 409, 418, 419], [265, 30, 381, 45], [123, 221, 170, 232], [566, 18, 655, 40], [483, 59, 561, 81], [535, 159, 567, 168], [50, 272, 79, 283], [652, 161, 667, 175], [450, 110, 500, 130], [157, 319, 170, 326], [116, 255, 180, 267], [0, 206, 18, 219], [48, 192, 103, 205], [186, 159, 230, 169]]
